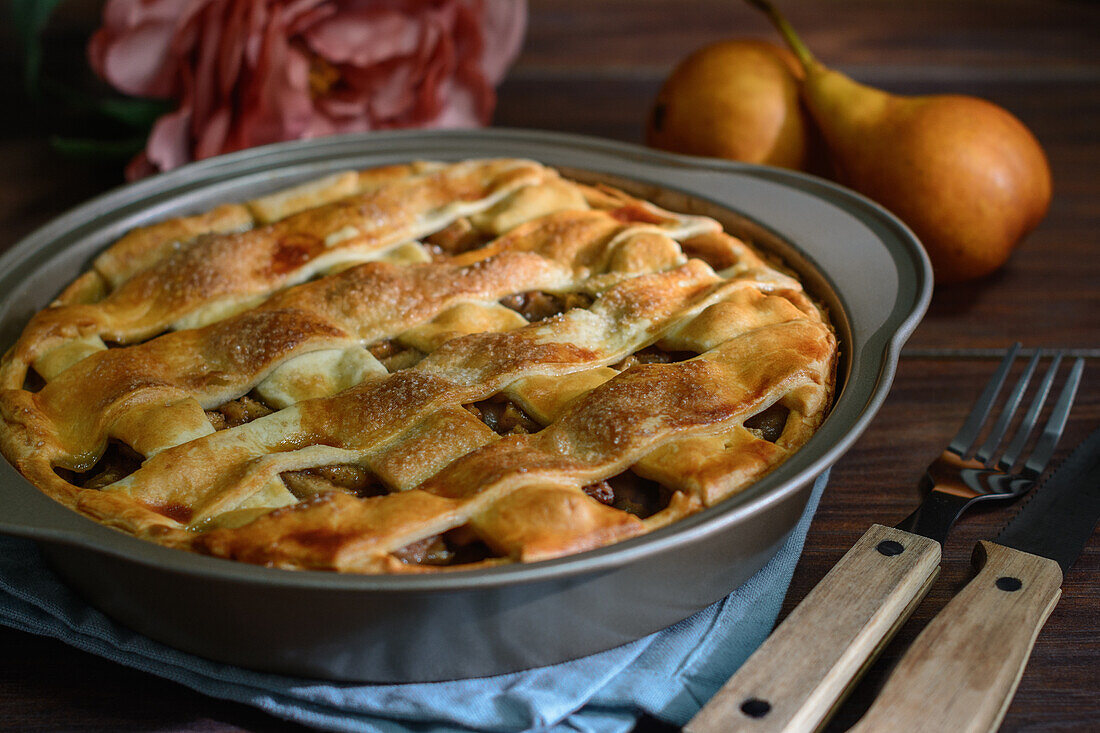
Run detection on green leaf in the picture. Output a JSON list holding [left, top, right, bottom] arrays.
[[38, 76, 170, 132], [49, 135, 146, 161], [96, 96, 174, 129], [8, 0, 67, 95]]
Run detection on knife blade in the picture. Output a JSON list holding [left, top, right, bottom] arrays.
[[996, 427, 1100, 572], [851, 427, 1100, 733]]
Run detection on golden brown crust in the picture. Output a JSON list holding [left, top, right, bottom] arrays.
[[0, 158, 837, 573]]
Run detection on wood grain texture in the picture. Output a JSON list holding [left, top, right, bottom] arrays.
[[850, 542, 1063, 733], [0, 1, 1097, 731], [685, 525, 940, 733], [512, 0, 1100, 74]]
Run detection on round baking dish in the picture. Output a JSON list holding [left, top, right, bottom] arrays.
[[0, 129, 931, 682]]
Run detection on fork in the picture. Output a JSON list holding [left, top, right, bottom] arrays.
[[685, 344, 1084, 733], [893, 346, 1081, 543]]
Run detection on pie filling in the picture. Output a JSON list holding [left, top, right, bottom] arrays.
[[583, 471, 672, 519], [393, 529, 496, 566], [206, 394, 275, 430], [465, 395, 542, 435], [743, 403, 790, 443], [20, 370, 45, 393], [499, 291, 595, 322], [368, 339, 425, 371], [612, 345, 696, 371], [57, 441, 144, 490], [280, 463, 385, 499], [423, 218, 495, 258]]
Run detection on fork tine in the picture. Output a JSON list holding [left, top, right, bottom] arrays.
[[947, 342, 1020, 457], [1018, 357, 1085, 477], [995, 352, 1062, 471], [974, 349, 1042, 465], [994, 352, 1062, 472]]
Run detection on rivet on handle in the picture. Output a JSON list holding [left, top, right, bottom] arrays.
[[876, 540, 905, 556], [995, 576, 1023, 592], [740, 698, 771, 718]]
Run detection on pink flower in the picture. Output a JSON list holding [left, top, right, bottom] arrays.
[[88, 0, 527, 180]]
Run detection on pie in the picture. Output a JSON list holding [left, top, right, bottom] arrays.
[[0, 159, 836, 573]]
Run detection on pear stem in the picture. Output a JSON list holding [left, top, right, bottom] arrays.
[[744, 0, 817, 71]]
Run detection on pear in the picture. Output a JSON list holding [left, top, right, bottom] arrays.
[[646, 39, 816, 170], [748, 0, 1052, 283]]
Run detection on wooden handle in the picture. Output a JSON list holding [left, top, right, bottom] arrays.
[[685, 524, 940, 733], [851, 541, 1063, 733]]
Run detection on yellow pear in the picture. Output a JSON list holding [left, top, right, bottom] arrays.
[[749, 0, 1052, 283], [646, 39, 816, 170]]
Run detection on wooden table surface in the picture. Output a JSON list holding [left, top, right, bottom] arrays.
[[1, 1, 1097, 730]]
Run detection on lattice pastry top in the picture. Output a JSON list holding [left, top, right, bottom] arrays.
[[0, 159, 836, 573]]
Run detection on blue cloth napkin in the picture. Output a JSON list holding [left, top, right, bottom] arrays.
[[0, 472, 827, 733]]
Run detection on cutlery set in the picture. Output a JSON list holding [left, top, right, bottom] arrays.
[[688, 344, 1094, 732]]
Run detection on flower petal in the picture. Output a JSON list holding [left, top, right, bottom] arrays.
[[97, 20, 180, 96], [479, 0, 528, 83], [303, 8, 423, 67], [144, 101, 193, 173]]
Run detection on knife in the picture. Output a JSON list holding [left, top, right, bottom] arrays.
[[851, 426, 1100, 732]]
